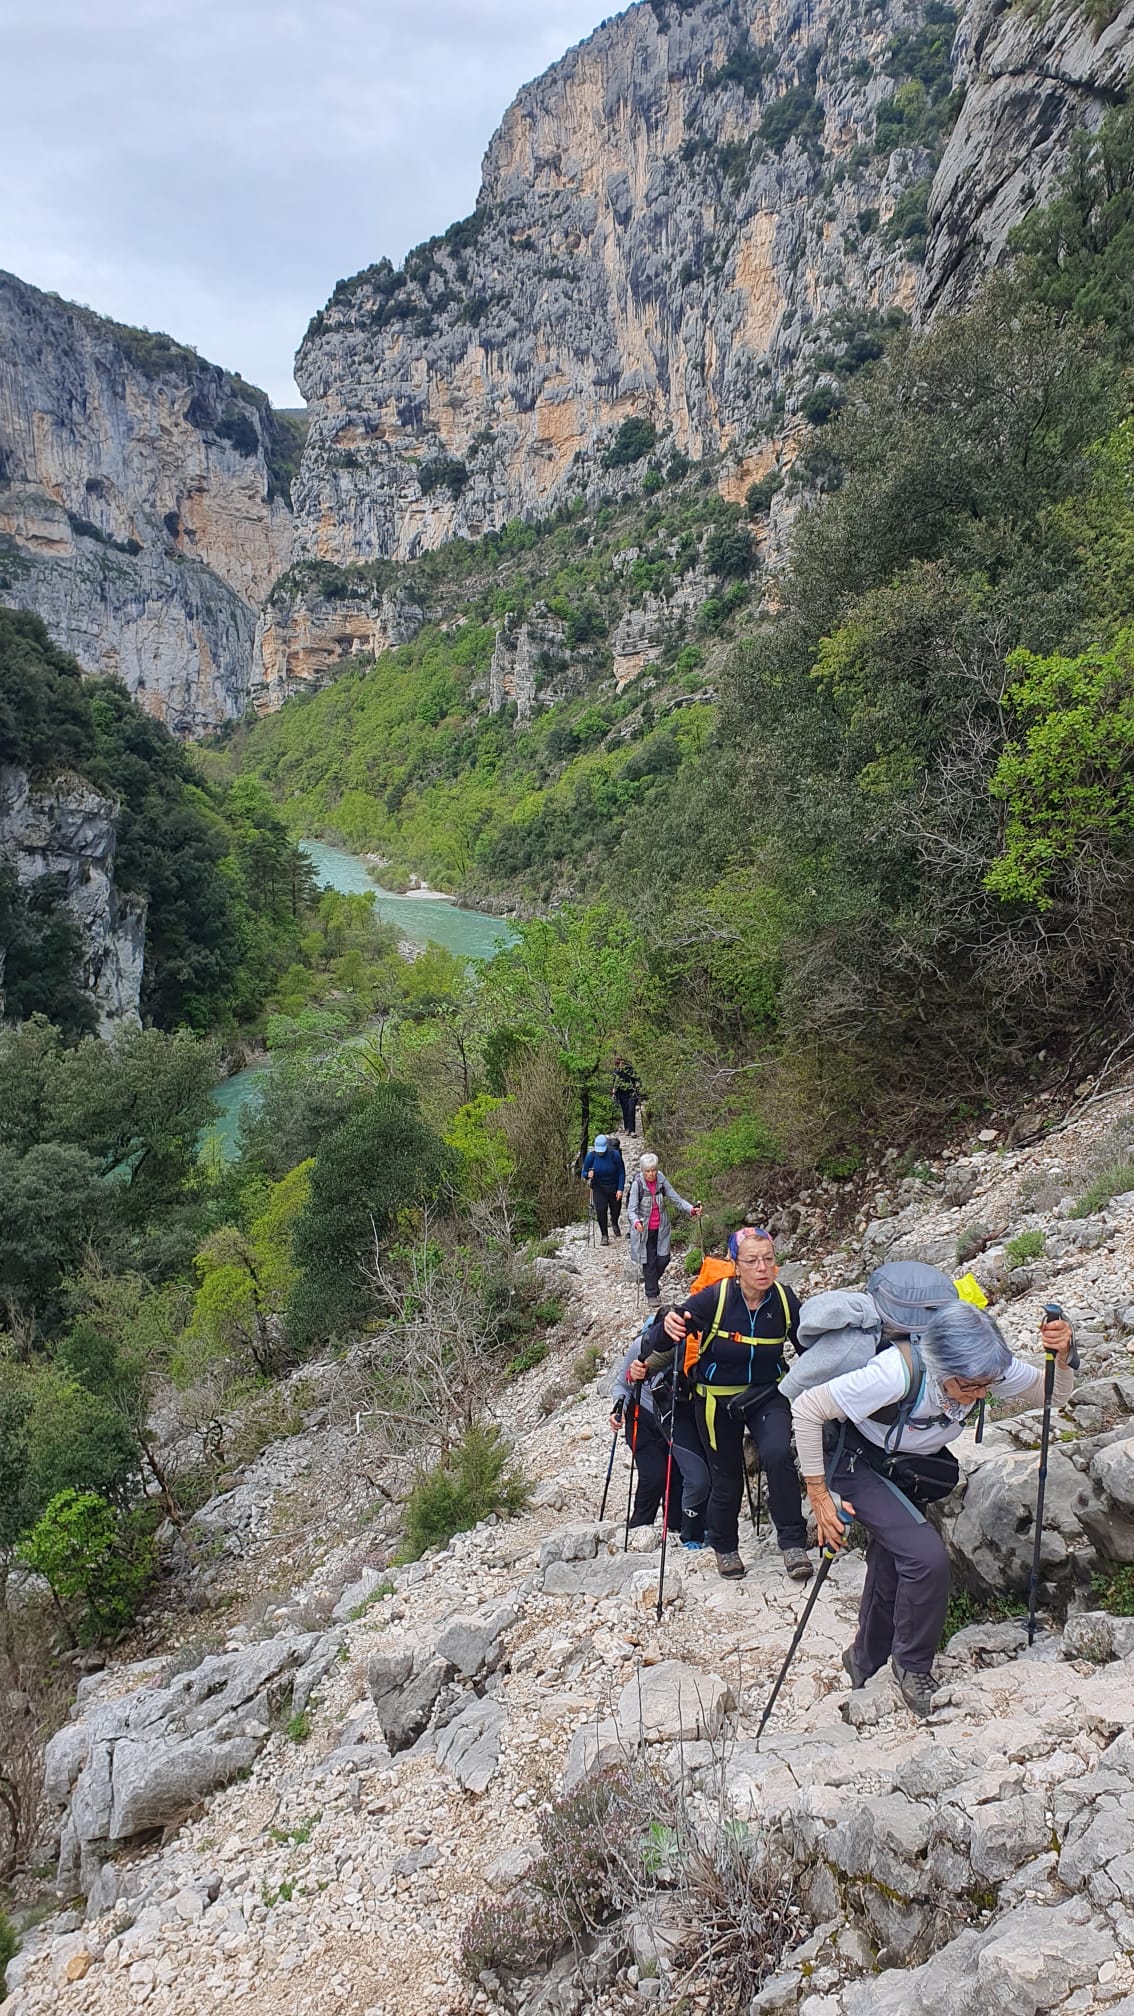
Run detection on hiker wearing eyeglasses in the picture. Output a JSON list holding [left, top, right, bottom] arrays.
[[638, 1228, 811, 1582], [793, 1301, 1075, 1718]]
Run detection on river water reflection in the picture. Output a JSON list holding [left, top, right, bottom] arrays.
[[204, 840, 514, 1159]]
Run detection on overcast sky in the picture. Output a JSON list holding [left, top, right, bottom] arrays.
[[2, 0, 610, 405]]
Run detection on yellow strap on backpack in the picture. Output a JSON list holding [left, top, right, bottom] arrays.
[[954, 1271, 989, 1309]]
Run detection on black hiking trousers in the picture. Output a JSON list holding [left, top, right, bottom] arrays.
[[616, 1088, 638, 1132], [625, 1405, 669, 1526], [643, 1229, 669, 1300], [593, 1184, 621, 1238], [828, 1439, 950, 1676], [696, 1390, 807, 1556]]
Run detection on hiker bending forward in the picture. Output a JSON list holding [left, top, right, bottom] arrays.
[[648, 1230, 812, 1583], [627, 1154, 700, 1304], [793, 1302, 1075, 1718]]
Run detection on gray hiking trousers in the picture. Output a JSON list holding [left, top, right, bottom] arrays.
[[828, 1443, 950, 1676]]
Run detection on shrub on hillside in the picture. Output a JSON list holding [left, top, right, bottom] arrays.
[[402, 1422, 529, 1558], [16, 1490, 155, 1646]]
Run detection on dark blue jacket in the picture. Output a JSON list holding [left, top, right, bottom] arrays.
[[583, 1146, 626, 1191]]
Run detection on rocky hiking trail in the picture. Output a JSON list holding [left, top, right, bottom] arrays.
[[10, 1092, 1134, 2016]]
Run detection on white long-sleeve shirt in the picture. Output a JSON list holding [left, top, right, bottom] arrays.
[[792, 1345, 1075, 1479]]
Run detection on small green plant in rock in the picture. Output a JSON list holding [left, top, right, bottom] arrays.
[[285, 1710, 312, 1744], [1070, 1163, 1134, 1218], [0, 1912, 18, 1996], [944, 1589, 1026, 1640], [262, 1879, 295, 1908], [1005, 1228, 1046, 1266], [1090, 1563, 1134, 1615], [348, 1582, 395, 1620], [504, 1339, 549, 1380], [270, 1814, 320, 1846], [571, 1343, 603, 1388], [955, 1223, 992, 1265]]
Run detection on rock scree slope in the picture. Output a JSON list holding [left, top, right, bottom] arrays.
[[9, 1079, 1134, 2016]]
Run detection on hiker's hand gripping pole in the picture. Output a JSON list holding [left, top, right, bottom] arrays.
[[805, 1477, 853, 1552], [655, 1314, 687, 1622]]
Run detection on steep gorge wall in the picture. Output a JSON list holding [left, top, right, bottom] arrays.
[[0, 762, 145, 1033], [922, 0, 1134, 314], [0, 273, 295, 736], [292, 0, 941, 568]]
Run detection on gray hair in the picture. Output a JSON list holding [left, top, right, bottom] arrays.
[[920, 1302, 1012, 1383], [640, 1152, 659, 1171]]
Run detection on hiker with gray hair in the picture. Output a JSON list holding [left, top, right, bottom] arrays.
[[792, 1300, 1075, 1718], [627, 1153, 701, 1306]]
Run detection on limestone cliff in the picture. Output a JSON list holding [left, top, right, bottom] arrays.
[[292, 0, 945, 567], [0, 273, 298, 735], [0, 762, 145, 1033], [921, 0, 1134, 315]]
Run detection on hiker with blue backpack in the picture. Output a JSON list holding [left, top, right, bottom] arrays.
[[582, 1133, 626, 1244], [790, 1265, 1075, 1718]]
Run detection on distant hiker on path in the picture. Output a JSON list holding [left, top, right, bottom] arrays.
[[627, 1153, 700, 1304], [647, 1227, 811, 1582], [612, 1056, 641, 1134], [582, 1133, 626, 1243], [793, 1302, 1076, 1717]]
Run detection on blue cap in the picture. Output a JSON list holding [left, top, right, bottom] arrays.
[[594, 1134, 608, 1152]]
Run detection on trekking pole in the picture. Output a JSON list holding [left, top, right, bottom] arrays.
[[974, 1399, 986, 1444], [756, 1463, 764, 1535], [1026, 1304, 1078, 1645], [744, 1465, 759, 1530], [755, 1545, 837, 1744], [623, 1395, 640, 1551], [1026, 1350, 1057, 1646], [598, 1403, 623, 1521], [655, 1323, 686, 1622]]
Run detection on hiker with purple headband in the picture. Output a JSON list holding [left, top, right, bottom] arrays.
[[640, 1226, 812, 1582]]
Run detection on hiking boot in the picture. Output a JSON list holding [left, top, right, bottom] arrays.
[[842, 1645, 867, 1691], [600, 1234, 610, 1245], [783, 1548, 814, 1582], [891, 1659, 939, 1719], [715, 1550, 746, 1579], [681, 1538, 705, 1551], [645, 1294, 661, 1309]]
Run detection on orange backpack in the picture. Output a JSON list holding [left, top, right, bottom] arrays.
[[681, 1257, 733, 1374]]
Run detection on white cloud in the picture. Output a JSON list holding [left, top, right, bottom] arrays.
[[1, 0, 610, 403]]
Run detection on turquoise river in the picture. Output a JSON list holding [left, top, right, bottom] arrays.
[[205, 840, 514, 1158]]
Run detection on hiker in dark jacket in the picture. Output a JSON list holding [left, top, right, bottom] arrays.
[[582, 1134, 626, 1243], [643, 1229, 811, 1582], [612, 1325, 711, 1545], [612, 1056, 641, 1134], [794, 1301, 1075, 1718]]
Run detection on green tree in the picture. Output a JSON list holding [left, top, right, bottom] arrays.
[[16, 1489, 153, 1645], [0, 1143, 104, 1337], [184, 1160, 313, 1378], [287, 1086, 453, 1347], [986, 631, 1134, 907]]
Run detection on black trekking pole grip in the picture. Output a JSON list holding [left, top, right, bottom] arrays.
[[755, 1545, 837, 1745], [1026, 1349, 1058, 1646]]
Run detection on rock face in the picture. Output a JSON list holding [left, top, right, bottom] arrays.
[[0, 272, 295, 734], [292, 0, 939, 567], [0, 761, 145, 1031], [921, 0, 1134, 316]]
